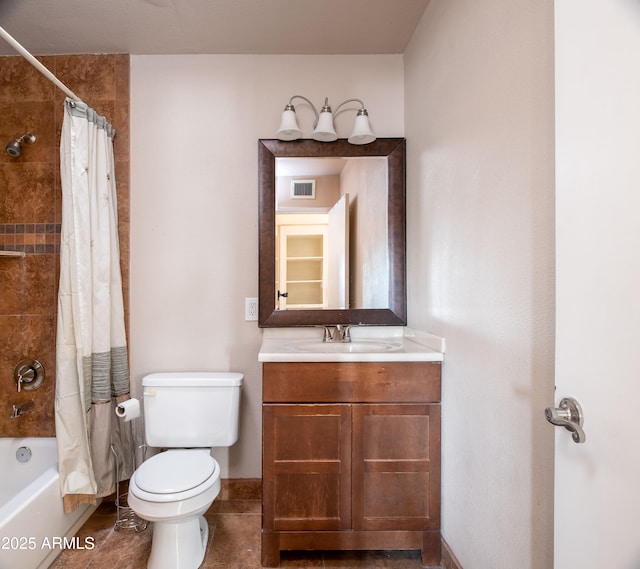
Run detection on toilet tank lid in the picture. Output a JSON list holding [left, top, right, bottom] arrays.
[[142, 372, 243, 387]]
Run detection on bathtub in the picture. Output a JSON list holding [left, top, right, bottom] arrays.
[[0, 438, 97, 569]]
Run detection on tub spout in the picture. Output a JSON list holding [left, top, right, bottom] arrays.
[[11, 400, 35, 418]]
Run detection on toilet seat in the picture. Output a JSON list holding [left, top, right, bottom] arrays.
[[137, 449, 215, 493], [129, 449, 220, 503]]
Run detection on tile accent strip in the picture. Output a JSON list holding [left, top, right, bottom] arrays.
[[0, 223, 61, 254]]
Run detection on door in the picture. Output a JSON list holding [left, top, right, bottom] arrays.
[[554, 0, 640, 566], [327, 193, 349, 309]]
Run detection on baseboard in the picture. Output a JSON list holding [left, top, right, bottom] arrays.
[[441, 538, 464, 569], [220, 478, 262, 501]]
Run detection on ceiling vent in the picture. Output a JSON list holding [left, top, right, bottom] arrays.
[[290, 179, 315, 199]]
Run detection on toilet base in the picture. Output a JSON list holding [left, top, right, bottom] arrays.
[[147, 515, 209, 569]]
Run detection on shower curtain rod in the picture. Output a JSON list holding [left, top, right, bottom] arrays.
[[0, 25, 83, 103]]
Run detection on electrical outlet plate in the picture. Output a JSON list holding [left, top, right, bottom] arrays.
[[245, 297, 258, 321]]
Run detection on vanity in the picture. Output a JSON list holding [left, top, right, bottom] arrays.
[[257, 138, 444, 566], [259, 329, 444, 567]]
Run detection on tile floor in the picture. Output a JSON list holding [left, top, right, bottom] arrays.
[[48, 491, 429, 569]]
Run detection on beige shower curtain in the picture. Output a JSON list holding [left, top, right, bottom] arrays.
[[55, 98, 134, 513]]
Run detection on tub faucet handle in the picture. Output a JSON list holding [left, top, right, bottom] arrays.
[[16, 366, 34, 391], [14, 358, 45, 392]]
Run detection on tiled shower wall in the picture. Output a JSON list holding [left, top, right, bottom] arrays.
[[0, 54, 130, 437]]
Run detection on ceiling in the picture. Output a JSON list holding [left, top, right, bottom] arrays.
[[0, 0, 430, 57], [277, 157, 348, 177]]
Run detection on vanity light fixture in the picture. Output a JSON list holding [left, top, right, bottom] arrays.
[[276, 95, 376, 145]]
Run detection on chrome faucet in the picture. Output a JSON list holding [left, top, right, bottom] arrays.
[[10, 400, 35, 419], [322, 325, 352, 343]]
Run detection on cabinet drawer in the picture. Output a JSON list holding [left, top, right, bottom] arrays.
[[263, 362, 441, 403]]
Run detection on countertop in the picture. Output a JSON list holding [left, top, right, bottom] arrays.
[[258, 326, 445, 363]]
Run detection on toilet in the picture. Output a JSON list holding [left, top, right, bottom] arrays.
[[127, 371, 243, 569]]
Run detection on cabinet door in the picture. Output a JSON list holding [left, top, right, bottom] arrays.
[[352, 404, 441, 531], [263, 404, 352, 531]]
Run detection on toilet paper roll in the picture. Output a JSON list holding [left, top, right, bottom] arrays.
[[115, 398, 140, 422]]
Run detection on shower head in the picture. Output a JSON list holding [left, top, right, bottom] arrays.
[[5, 132, 36, 157], [5, 141, 22, 157]]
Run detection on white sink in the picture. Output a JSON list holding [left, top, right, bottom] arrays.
[[293, 340, 402, 353]]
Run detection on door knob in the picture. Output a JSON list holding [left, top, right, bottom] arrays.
[[545, 397, 586, 443]]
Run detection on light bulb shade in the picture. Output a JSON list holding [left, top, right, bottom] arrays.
[[348, 112, 376, 145], [276, 109, 303, 141], [312, 110, 338, 142]]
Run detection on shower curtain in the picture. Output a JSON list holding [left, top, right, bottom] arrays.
[[55, 98, 134, 513]]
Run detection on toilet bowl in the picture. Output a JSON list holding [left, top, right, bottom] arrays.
[[127, 372, 243, 569], [128, 449, 221, 569]]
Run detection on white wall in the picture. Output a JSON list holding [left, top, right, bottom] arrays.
[[404, 1, 555, 567], [130, 55, 404, 477], [341, 158, 389, 308]]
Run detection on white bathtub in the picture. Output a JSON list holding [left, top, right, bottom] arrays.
[[0, 438, 97, 569]]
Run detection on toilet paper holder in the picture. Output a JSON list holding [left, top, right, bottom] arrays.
[[110, 443, 148, 533], [115, 398, 141, 422]]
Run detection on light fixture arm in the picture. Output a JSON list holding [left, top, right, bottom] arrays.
[[332, 98, 366, 117], [287, 95, 319, 128]]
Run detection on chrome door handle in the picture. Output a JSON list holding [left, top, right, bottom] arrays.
[[545, 397, 586, 443]]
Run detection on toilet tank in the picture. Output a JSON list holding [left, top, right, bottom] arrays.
[[142, 372, 243, 448]]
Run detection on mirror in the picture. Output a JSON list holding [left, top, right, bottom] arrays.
[[258, 138, 406, 327]]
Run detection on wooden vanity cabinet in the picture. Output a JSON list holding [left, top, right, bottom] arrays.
[[261, 362, 442, 567]]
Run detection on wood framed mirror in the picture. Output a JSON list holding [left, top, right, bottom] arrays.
[[258, 138, 406, 327]]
